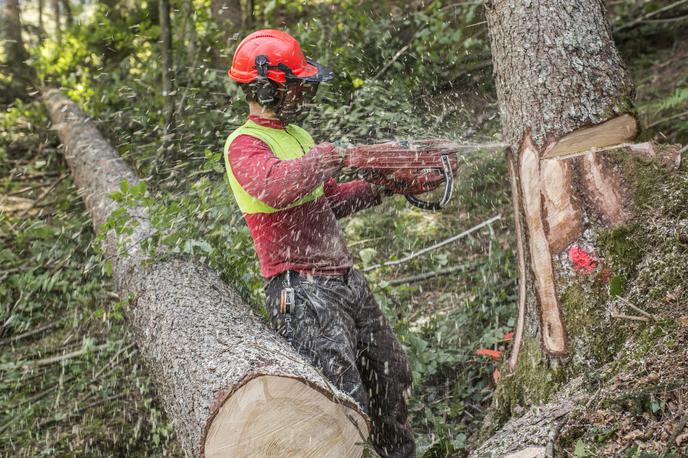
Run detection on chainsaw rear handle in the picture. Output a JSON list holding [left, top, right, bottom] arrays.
[[405, 155, 454, 211]]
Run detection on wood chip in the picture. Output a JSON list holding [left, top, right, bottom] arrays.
[[0, 195, 35, 214]]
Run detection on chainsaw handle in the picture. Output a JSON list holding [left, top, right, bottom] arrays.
[[405, 155, 454, 211]]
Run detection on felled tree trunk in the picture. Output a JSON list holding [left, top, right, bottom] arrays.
[[43, 89, 368, 458], [473, 1, 680, 455]]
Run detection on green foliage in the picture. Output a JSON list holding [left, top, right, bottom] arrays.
[[103, 162, 264, 307]]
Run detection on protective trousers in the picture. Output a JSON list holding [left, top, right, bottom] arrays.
[[265, 269, 415, 457]]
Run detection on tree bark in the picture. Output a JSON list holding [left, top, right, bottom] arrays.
[[474, 0, 681, 454], [38, 0, 46, 37], [210, 0, 241, 67], [1, 0, 35, 98], [488, 0, 635, 363], [42, 89, 369, 458], [60, 0, 72, 27], [52, 0, 61, 45], [211, 0, 242, 29], [2, 0, 29, 66], [180, 0, 197, 68], [159, 0, 175, 136]]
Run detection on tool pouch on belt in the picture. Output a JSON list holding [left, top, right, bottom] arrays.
[[279, 287, 295, 314]]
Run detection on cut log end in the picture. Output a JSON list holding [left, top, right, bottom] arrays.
[[203, 375, 369, 458], [543, 114, 638, 159]]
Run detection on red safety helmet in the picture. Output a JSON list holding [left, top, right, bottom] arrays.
[[229, 29, 333, 85]]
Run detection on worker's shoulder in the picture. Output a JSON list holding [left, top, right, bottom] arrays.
[[285, 123, 313, 136], [227, 133, 270, 156]]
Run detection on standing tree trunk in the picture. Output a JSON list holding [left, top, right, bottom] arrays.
[[180, 0, 197, 68], [1, 0, 35, 99], [42, 88, 369, 458], [211, 0, 242, 29], [489, 0, 634, 368], [159, 0, 175, 136], [38, 0, 46, 37], [472, 1, 682, 455], [52, 0, 61, 45], [60, 0, 72, 27], [245, 0, 254, 27], [210, 0, 241, 67], [2, 0, 29, 66]]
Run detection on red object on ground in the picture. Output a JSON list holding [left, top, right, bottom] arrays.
[[228, 116, 383, 278], [475, 348, 502, 361], [568, 246, 598, 274], [502, 331, 514, 342]]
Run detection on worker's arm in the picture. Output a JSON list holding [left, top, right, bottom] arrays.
[[228, 135, 342, 209], [324, 178, 390, 219]]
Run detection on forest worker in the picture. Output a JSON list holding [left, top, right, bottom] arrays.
[[224, 29, 415, 457]]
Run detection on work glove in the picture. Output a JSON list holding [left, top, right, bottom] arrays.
[[308, 142, 347, 178]]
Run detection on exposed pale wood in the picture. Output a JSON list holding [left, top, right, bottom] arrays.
[[540, 159, 582, 253], [544, 140, 682, 172], [543, 114, 638, 159], [579, 152, 629, 225], [205, 376, 366, 457], [626, 141, 682, 171], [519, 136, 566, 356], [507, 151, 527, 371], [42, 89, 369, 457], [610, 313, 649, 322], [484, 0, 634, 369], [0, 195, 34, 214]]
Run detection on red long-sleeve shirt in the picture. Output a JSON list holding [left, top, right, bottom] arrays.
[[228, 116, 382, 278]]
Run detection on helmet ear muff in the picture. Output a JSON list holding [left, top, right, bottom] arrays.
[[252, 55, 280, 107]]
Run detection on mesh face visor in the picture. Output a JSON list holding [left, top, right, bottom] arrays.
[[288, 81, 319, 102], [278, 81, 320, 124]]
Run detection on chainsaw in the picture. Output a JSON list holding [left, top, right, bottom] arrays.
[[343, 139, 507, 211]]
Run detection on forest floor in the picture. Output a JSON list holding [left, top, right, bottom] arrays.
[[1, 20, 687, 458]]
